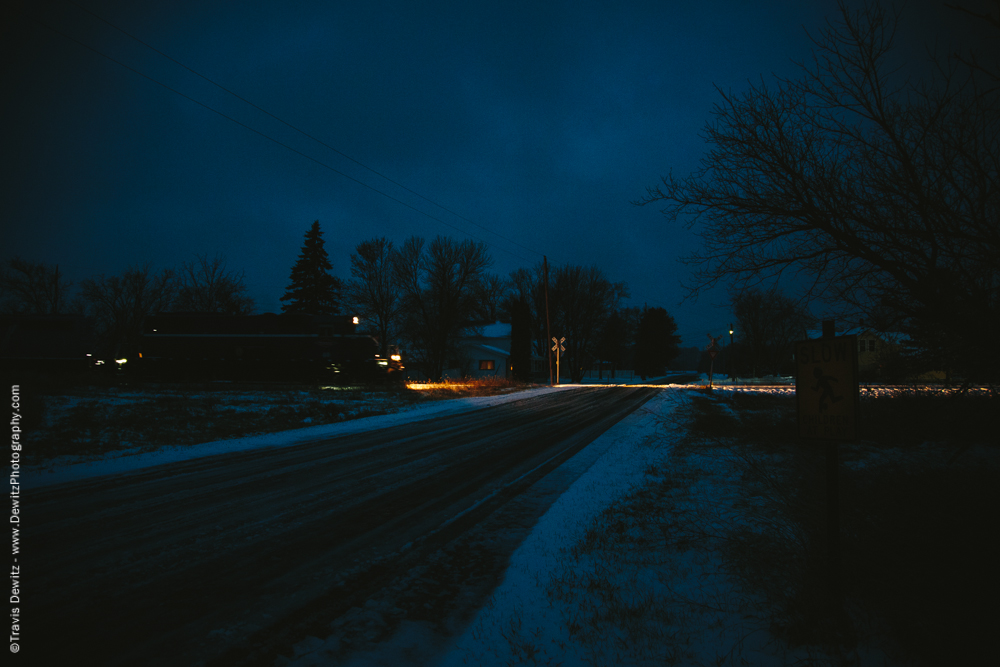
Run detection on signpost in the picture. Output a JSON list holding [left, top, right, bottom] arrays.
[[706, 334, 722, 388], [794, 324, 859, 614], [551, 337, 565, 385], [794, 335, 859, 440]]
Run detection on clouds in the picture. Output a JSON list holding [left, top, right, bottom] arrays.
[[4, 0, 989, 345]]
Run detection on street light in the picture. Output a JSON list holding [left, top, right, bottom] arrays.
[[729, 323, 735, 382]]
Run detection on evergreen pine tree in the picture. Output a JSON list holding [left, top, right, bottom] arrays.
[[280, 221, 342, 316], [634, 306, 681, 380]]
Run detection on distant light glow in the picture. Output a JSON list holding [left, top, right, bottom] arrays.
[[352, 316, 359, 324], [115, 358, 127, 365], [390, 354, 401, 361]]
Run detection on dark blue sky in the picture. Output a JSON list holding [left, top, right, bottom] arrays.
[[2, 0, 989, 346]]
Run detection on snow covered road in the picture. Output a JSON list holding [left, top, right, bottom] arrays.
[[27, 385, 657, 666]]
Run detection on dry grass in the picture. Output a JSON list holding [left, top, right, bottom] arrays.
[[405, 376, 536, 398]]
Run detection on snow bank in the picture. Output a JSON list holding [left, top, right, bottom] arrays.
[[435, 389, 687, 667]]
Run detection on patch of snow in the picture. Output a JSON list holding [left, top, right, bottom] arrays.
[[23, 384, 581, 489]]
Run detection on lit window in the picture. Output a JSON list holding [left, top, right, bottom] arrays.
[[479, 360, 495, 371]]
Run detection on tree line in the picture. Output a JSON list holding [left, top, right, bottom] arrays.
[[342, 232, 680, 381], [1, 220, 683, 381], [0, 254, 254, 360]]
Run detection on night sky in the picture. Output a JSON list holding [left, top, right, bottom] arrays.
[[2, 1, 989, 346]]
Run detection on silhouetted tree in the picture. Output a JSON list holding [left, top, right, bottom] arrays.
[[280, 221, 342, 316], [174, 253, 254, 315], [549, 265, 627, 383], [638, 1, 1000, 379], [472, 273, 509, 323], [79, 264, 176, 358], [0, 257, 71, 314], [595, 310, 628, 379], [731, 287, 813, 377], [633, 306, 680, 380], [509, 295, 532, 381], [346, 237, 402, 356], [505, 264, 549, 360], [393, 236, 492, 379]]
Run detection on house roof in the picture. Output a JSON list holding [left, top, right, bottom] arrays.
[[805, 327, 910, 342], [459, 342, 510, 357], [479, 321, 511, 338]]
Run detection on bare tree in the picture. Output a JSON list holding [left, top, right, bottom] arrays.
[[472, 273, 509, 324], [393, 236, 492, 379], [731, 287, 814, 377], [173, 254, 255, 315], [637, 1, 1000, 377], [79, 264, 176, 358], [346, 237, 402, 356], [0, 257, 72, 314], [549, 265, 626, 382]]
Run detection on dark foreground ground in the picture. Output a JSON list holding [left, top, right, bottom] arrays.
[[26, 386, 655, 666]]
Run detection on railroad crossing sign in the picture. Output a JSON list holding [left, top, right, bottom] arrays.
[[706, 334, 721, 358], [795, 335, 859, 440], [551, 337, 566, 385]]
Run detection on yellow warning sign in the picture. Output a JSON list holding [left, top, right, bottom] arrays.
[[795, 336, 859, 440]]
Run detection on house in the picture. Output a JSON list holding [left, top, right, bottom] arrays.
[[803, 325, 952, 380], [442, 321, 510, 379], [805, 326, 904, 371], [441, 321, 545, 380]]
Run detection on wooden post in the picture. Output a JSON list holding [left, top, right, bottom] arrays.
[[555, 342, 560, 385], [821, 319, 842, 610]]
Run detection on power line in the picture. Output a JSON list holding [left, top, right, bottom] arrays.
[[68, 1, 545, 260], [33, 17, 535, 264]]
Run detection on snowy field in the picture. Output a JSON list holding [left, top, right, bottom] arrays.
[[24, 383, 583, 488]]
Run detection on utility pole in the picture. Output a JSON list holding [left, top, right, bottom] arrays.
[[544, 256, 552, 386]]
